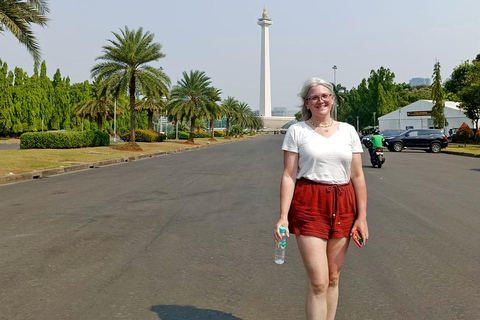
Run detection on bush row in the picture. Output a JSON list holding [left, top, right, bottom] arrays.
[[122, 129, 165, 142], [454, 122, 480, 143], [20, 131, 110, 149], [166, 131, 227, 139]]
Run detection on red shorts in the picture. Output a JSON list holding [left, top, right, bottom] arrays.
[[288, 178, 357, 239]]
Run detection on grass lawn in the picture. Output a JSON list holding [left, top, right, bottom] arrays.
[[0, 136, 252, 176], [444, 144, 480, 156]]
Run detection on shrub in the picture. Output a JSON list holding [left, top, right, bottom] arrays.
[[167, 131, 190, 139], [475, 129, 480, 143], [229, 125, 243, 136], [213, 130, 225, 137], [113, 142, 143, 151], [454, 122, 474, 144], [20, 131, 110, 149], [122, 129, 165, 142], [194, 132, 211, 138]]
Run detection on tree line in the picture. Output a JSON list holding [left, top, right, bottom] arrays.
[[330, 54, 480, 132], [0, 26, 264, 143], [2, 1, 479, 136]]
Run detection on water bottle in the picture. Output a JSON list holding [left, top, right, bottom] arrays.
[[275, 226, 287, 264]]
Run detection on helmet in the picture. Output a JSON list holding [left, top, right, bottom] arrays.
[[373, 129, 380, 135]]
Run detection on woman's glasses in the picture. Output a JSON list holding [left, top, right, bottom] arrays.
[[305, 94, 332, 102]]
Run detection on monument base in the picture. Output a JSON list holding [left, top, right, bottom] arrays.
[[261, 116, 296, 130]]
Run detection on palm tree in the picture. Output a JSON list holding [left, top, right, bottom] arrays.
[[167, 70, 214, 144], [135, 92, 168, 131], [333, 83, 347, 120], [234, 102, 253, 136], [221, 96, 239, 138], [72, 82, 124, 131], [0, 0, 49, 63], [205, 87, 222, 141], [248, 113, 263, 133], [91, 26, 169, 142]]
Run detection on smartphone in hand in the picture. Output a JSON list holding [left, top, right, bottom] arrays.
[[352, 230, 364, 248]]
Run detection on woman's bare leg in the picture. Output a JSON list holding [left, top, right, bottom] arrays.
[[326, 237, 350, 320], [296, 235, 329, 320]]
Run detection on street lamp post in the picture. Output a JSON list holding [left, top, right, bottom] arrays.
[[332, 65, 337, 120], [373, 112, 376, 128], [356, 116, 359, 132]]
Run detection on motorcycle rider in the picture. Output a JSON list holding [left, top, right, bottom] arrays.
[[369, 129, 384, 161]]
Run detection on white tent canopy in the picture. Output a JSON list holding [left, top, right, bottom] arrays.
[[378, 100, 472, 135]]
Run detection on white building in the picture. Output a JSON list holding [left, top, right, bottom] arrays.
[[378, 100, 473, 134]]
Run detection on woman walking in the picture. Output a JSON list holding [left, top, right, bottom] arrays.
[[274, 78, 368, 320]]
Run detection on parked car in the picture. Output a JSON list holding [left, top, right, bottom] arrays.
[[380, 130, 404, 141], [362, 130, 404, 145], [384, 129, 448, 153]]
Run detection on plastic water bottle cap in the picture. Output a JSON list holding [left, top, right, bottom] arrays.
[[279, 226, 286, 233]]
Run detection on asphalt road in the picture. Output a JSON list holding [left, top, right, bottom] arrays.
[[0, 135, 479, 320]]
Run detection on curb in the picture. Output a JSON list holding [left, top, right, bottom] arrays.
[[442, 150, 480, 158], [0, 139, 239, 186]]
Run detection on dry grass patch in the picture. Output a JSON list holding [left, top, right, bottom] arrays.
[[444, 145, 480, 155], [0, 136, 255, 176]]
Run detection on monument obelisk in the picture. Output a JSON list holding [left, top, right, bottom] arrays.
[[257, 7, 272, 117]]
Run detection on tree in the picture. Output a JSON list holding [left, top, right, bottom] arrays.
[[167, 70, 214, 143], [431, 61, 447, 128], [457, 61, 480, 130], [294, 110, 302, 121], [91, 26, 169, 142], [51, 69, 71, 130], [333, 83, 347, 118], [221, 96, 239, 137], [135, 93, 168, 131], [72, 81, 121, 131], [204, 86, 222, 140], [444, 61, 473, 101], [233, 102, 252, 136], [455, 122, 474, 146], [0, 0, 49, 63]]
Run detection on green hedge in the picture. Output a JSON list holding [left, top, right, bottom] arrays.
[[20, 131, 110, 149], [167, 131, 190, 139], [122, 129, 165, 142], [165, 131, 226, 139]]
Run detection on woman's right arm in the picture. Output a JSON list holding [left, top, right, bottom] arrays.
[[274, 151, 298, 242]]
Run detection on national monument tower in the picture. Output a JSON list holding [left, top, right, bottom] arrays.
[[257, 7, 294, 129]]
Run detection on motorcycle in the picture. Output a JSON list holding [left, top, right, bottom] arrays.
[[364, 139, 385, 168]]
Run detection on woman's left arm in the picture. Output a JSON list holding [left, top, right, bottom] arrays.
[[350, 153, 368, 241]]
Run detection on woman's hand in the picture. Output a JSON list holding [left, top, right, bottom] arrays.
[[351, 217, 368, 245], [274, 219, 290, 243]]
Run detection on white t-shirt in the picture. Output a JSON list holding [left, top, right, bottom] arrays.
[[282, 121, 363, 184]]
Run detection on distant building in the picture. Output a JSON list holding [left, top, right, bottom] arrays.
[[409, 78, 431, 87], [254, 110, 260, 116], [272, 107, 287, 117], [378, 100, 472, 134]]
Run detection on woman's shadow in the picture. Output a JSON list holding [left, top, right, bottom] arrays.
[[150, 305, 243, 320]]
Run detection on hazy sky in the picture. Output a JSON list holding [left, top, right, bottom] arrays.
[[1, 0, 479, 114]]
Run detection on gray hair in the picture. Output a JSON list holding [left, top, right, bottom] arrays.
[[298, 78, 336, 121]]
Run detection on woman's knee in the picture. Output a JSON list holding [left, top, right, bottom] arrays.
[[309, 278, 329, 295], [328, 274, 340, 288]]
